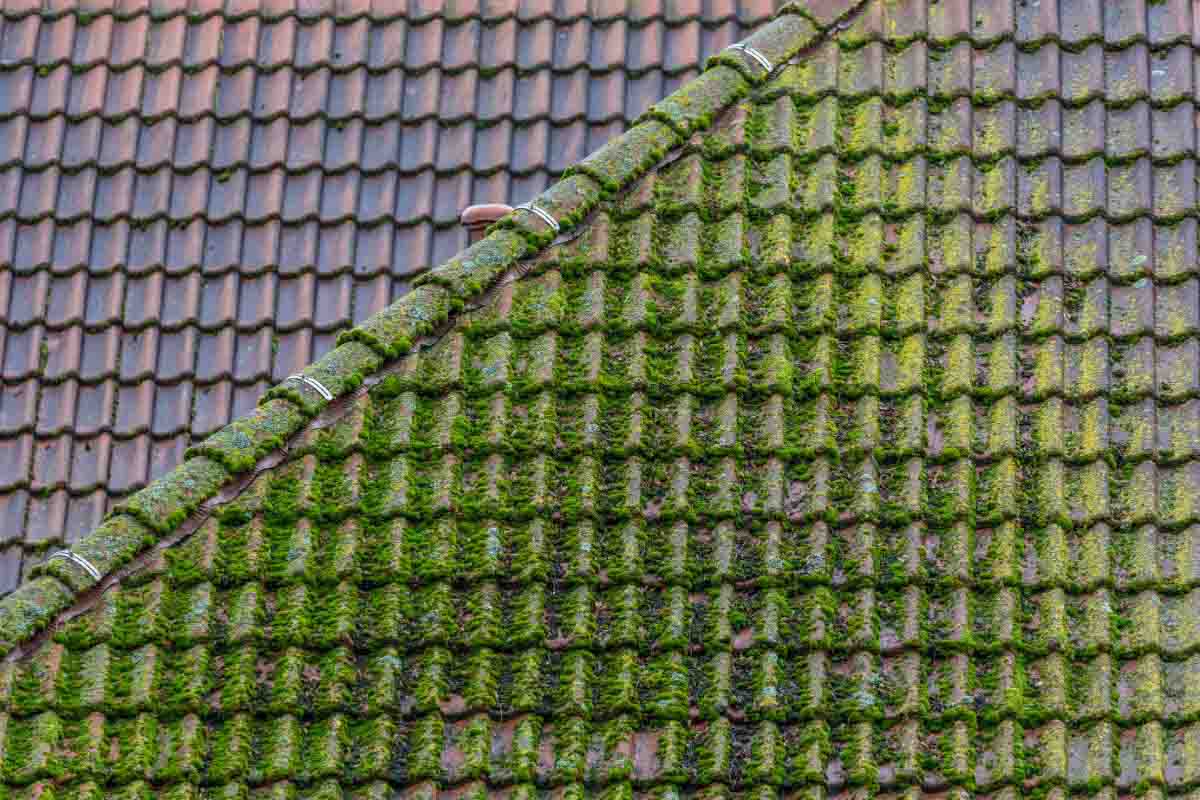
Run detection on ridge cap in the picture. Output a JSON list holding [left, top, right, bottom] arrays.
[[0, 4, 842, 661]]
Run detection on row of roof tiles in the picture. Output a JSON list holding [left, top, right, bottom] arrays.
[[0, 67, 698, 125], [6, 41, 1200, 130], [0, 182, 516, 275], [7, 181, 1200, 285], [0, 0, 1197, 48], [0, 12, 758, 73], [0, 0, 783, 23], [0, 117, 632, 181], [5, 136, 1200, 228]]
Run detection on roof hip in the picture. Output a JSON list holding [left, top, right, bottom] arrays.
[[0, 0, 862, 660]]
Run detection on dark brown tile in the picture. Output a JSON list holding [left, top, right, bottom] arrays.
[[252, 68, 291, 120], [402, 67, 441, 120], [364, 65, 406, 123], [18, 167, 59, 220], [124, 217, 169, 271], [517, 17, 554, 71], [29, 66, 68, 119], [476, 69, 515, 122], [242, 221, 281, 272], [548, 121, 587, 174], [233, 329, 272, 382], [79, 326, 119, 382], [0, 546, 21, 594], [0, 119, 28, 168], [56, 169, 98, 223], [442, 19, 480, 70], [272, 328, 314, 381], [324, 119, 364, 172], [276, 221, 317, 275], [317, 222, 354, 276], [50, 219, 90, 275], [170, 169, 209, 223], [152, 381, 193, 436], [35, 380, 76, 437], [0, 490, 28, 546], [0, 67, 33, 118], [114, 381, 154, 437], [165, 220, 205, 276], [352, 274, 391, 325], [0, 433, 33, 491], [360, 118, 400, 171], [275, 274, 315, 331], [314, 274, 353, 331], [296, 17, 335, 69], [191, 381, 233, 438], [201, 220, 243, 275], [63, 490, 105, 544], [2, 325, 42, 381], [123, 273, 165, 330], [73, 379, 115, 437], [4, 270, 48, 328], [285, 118, 326, 171], [354, 224, 393, 276], [432, 171, 472, 226], [1105, 0, 1147, 45], [23, 488, 67, 545], [195, 329, 236, 383], [392, 224, 431, 276], [159, 273, 202, 330], [327, 67, 367, 121], [108, 435, 150, 493], [511, 121, 550, 175], [0, 15, 39, 64], [148, 435, 189, 485], [587, 69, 625, 122], [13, 220, 54, 273], [31, 435, 71, 492], [394, 169, 435, 224], [321, 171, 359, 222], [156, 328, 197, 383], [94, 168, 134, 222], [131, 169, 173, 219], [0, 380, 36, 436]]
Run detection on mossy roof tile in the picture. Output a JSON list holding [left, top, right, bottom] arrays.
[[4, 1, 1200, 798]]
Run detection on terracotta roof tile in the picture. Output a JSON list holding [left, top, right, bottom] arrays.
[[0, 3, 865, 580], [20, 10, 1200, 799]]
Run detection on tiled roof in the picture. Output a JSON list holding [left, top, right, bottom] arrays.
[[0, 0, 786, 591], [6, 0, 1200, 799]]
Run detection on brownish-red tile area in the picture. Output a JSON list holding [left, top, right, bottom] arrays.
[[0, 1, 783, 591]]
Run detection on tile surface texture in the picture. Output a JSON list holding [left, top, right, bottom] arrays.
[[6, 2, 1200, 800], [0, 0, 782, 582]]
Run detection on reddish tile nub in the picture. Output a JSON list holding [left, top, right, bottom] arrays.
[[460, 203, 514, 244]]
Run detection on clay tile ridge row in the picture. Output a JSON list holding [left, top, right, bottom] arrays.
[[0, 0, 863, 661]]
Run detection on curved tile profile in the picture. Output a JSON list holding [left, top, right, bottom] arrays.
[[7, 4, 1200, 800], [0, 2, 786, 577]]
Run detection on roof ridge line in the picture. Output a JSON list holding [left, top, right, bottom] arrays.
[[0, 1, 849, 660]]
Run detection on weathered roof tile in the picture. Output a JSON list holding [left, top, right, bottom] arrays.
[[3, 5, 1200, 800]]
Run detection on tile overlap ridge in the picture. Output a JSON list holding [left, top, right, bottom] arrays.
[[0, 2, 842, 659], [0, 1, 778, 25]]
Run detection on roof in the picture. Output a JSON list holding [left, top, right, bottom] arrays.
[[0, 0, 785, 593], [4, 0, 1200, 797]]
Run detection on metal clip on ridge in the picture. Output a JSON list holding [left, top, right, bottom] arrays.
[[286, 374, 334, 402], [514, 202, 561, 234], [47, 550, 101, 581], [725, 42, 773, 74]]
